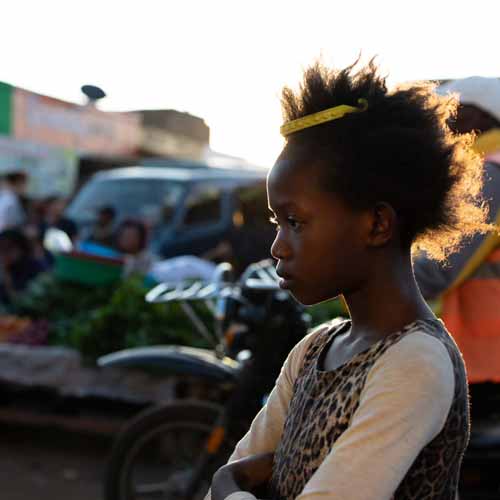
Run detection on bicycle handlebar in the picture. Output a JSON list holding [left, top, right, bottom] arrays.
[[145, 260, 282, 350], [145, 261, 280, 305]]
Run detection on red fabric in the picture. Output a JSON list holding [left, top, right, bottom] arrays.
[[442, 278, 500, 383]]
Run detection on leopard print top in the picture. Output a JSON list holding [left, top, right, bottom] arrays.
[[270, 318, 469, 500]]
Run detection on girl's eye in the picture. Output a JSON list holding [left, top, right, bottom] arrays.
[[287, 216, 302, 231]]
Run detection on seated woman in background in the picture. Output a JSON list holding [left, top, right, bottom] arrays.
[[114, 219, 156, 277], [88, 205, 116, 248]]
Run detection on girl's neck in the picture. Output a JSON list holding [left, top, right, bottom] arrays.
[[343, 251, 434, 341]]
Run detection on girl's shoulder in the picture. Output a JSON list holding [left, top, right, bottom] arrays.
[[388, 318, 460, 369], [369, 320, 458, 400], [388, 328, 453, 369]]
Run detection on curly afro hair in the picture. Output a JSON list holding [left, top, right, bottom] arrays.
[[279, 59, 492, 261]]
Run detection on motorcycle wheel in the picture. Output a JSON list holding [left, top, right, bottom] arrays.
[[105, 399, 235, 500]]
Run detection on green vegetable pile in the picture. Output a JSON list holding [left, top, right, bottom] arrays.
[[11, 273, 213, 361], [9, 272, 347, 362]]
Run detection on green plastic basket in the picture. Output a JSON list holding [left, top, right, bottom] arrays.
[[54, 251, 124, 286]]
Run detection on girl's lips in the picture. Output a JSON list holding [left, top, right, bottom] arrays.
[[276, 267, 294, 289]]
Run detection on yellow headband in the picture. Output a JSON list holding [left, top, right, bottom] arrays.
[[280, 98, 369, 137]]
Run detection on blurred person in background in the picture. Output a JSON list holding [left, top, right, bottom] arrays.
[[23, 195, 77, 266], [87, 205, 116, 247], [23, 198, 51, 263], [42, 195, 78, 242], [115, 218, 156, 277], [414, 76, 500, 413], [0, 170, 28, 232], [0, 229, 48, 304]]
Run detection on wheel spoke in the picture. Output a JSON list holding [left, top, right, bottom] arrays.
[[128, 424, 218, 500], [108, 403, 236, 500]]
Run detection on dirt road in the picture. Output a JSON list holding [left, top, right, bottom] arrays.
[[1, 424, 111, 500]]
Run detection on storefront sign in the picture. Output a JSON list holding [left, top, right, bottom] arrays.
[[13, 88, 141, 157], [0, 135, 78, 197]]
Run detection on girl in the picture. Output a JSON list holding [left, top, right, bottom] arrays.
[[209, 59, 489, 500]]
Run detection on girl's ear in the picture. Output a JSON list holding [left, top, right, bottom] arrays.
[[367, 202, 397, 247]]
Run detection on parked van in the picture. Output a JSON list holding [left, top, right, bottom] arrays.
[[66, 166, 275, 273]]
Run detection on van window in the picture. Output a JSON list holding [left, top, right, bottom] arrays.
[[228, 181, 276, 273], [236, 182, 271, 226], [67, 178, 185, 226], [183, 186, 222, 226]]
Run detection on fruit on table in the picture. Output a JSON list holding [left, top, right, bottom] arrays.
[[8, 320, 49, 346], [0, 316, 32, 341]]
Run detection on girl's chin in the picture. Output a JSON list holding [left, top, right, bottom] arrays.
[[288, 289, 321, 306], [289, 288, 340, 307]]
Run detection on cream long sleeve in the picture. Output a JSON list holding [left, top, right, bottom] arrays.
[[225, 326, 328, 463], [208, 328, 455, 500]]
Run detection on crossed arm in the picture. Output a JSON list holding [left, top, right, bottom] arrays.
[[211, 452, 275, 500], [207, 330, 455, 500]]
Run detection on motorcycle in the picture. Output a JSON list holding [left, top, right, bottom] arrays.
[[98, 260, 309, 500], [99, 259, 500, 500]]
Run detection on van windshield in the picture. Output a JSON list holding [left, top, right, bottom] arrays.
[[67, 177, 185, 226]]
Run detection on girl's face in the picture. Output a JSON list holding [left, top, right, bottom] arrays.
[[267, 159, 372, 305]]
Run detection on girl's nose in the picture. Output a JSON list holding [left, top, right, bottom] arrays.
[[270, 231, 291, 260]]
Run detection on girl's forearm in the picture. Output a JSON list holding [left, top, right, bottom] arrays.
[[211, 466, 241, 500], [212, 452, 274, 500]]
